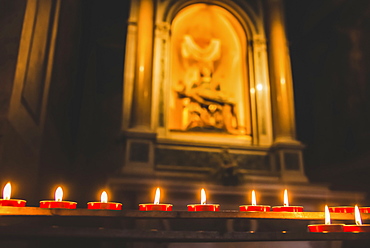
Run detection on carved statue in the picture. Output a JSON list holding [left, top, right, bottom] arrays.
[[174, 66, 239, 133]]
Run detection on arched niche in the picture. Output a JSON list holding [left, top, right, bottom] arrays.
[[168, 4, 251, 137], [150, 1, 272, 146]]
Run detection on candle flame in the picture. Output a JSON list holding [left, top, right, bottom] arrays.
[[201, 188, 206, 205], [154, 187, 160, 204], [324, 205, 331, 225], [55, 187, 63, 202], [3, 182, 11, 200], [101, 191, 108, 203], [355, 205, 362, 226], [251, 190, 257, 206], [283, 189, 289, 207]]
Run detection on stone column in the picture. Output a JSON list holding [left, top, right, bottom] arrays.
[[122, 0, 156, 177], [266, 0, 297, 144], [130, 0, 154, 131], [266, 0, 308, 182]]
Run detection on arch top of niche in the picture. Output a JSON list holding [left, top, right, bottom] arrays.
[[162, 0, 263, 38]]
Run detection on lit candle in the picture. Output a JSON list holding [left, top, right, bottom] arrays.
[[39, 186, 77, 209], [87, 191, 122, 210], [187, 188, 219, 211], [308, 205, 344, 232], [329, 206, 354, 213], [0, 182, 26, 207], [239, 190, 270, 212], [139, 188, 172, 211], [272, 189, 303, 212], [343, 205, 370, 232]]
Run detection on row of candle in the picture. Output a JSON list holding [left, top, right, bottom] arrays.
[[1, 183, 369, 232], [1, 183, 369, 213]]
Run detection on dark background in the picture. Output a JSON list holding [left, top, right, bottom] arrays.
[[1, 0, 370, 204]]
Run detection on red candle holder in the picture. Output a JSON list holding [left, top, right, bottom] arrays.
[[187, 204, 220, 211], [139, 203, 172, 211], [329, 206, 354, 213], [40, 200, 77, 209], [343, 224, 370, 232], [0, 182, 26, 207], [139, 188, 172, 211], [308, 224, 344, 232], [0, 199, 26, 207], [359, 207, 370, 213], [88, 202, 122, 210], [272, 206, 303, 212], [239, 205, 270, 212], [40, 186, 76, 209]]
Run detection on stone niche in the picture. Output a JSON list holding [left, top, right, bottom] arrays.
[[109, 0, 363, 215], [116, 0, 309, 185]]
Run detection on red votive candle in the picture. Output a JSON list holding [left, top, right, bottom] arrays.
[[240, 205, 270, 212], [272, 189, 303, 212], [187, 188, 220, 212], [343, 225, 370, 232], [329, 206, 354, 213], [239, 190, 270, 212], [308, 224, 344, 232], [139, 203, 173, 211], [139, 188, 172, 211], [40, 186, 77, 209], [187, 204, 219, 211], [272, 206, 303, 212], [0, 183, 26, 207], [359, 207, 370, 213], [308, 205, 344, 232], [343, 205, 370, 232], [87, 191, 122, 210]]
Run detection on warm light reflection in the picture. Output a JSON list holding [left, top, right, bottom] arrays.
[[201, 188, 206, 205], [324, 205, 331, 225], [55, 187, 63, 202], [251, 190, 257, 206], [283, 189, 289, 207], [256, 84, 263, 91], [355, 205, 362, 226], [154, 188, 160, 204], [101, 191, 108, 203], [3, 182, 11, 200]]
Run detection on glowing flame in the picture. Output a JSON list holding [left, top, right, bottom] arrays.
[[201, 188, 206, 205], [55, 187, 63, 202], [101, 191, 108, 203], [283, 189, 289, 207], [355, 205, 362, 226], [3, 182, 11, 200], [154, 188, 160, 204], [251, 190, 257, 206], [324, 205, 331, 225]]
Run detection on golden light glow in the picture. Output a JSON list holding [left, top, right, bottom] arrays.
[[251, 190, 257, 206], [324, 205, 331, 225], [154, 187, 160, 204], [256, 84, 263, 91], [55, 187, 63, 202], [101, 191, 108, 203], [355, 205, 362, 226], [283, 189, 289, 207], [3, 182, 11, 200], [201, 188, 206, 205]]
